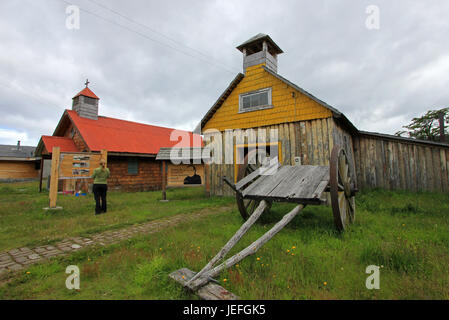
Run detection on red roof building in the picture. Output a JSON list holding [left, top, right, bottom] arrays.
[[36, 84, 202, 191]]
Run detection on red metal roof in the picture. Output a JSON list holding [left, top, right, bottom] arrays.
[[66, 110, 201, 154], [73, 87, 99, 99], [41, 136, 79, 153]]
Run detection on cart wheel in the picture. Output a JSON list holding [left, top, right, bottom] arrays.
[[330, 145, 355, 231], [236, 149, 272, 220]]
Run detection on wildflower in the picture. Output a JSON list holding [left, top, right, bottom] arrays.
[[223, 278, 227, 282], [159, 248, 162, 251], [26, 271, 30, 274], [182, 275, 185, 279], [292, 246, 296, 249], [287, 249, 290, 253], [291, 253, 295, 256], [324, 282, 327, 286], [256, 257, 260, 261], [261, 264, 264, 267]]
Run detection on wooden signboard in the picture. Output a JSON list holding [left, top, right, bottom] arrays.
[[167, 163, 204, 187], [47, 149, 107, 209], [59, 152, 104, 179]]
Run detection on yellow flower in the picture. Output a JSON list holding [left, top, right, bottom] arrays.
[[324, 281, 327, 286], [287, 249, 290, 253], [292, 246, 296, 249], [182, 275, 185, 279], [223, 278, 227, 282], [256, 257, 260, 261], [159, 248, 162, 251], [26, 271, 30, 274]]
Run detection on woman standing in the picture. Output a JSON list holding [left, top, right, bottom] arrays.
[[91, 159, 110, 215]]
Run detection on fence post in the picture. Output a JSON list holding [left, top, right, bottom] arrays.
[[49, 147, 60, 208]]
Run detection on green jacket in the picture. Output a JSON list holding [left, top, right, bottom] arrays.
[[92, 167, 110, 184]]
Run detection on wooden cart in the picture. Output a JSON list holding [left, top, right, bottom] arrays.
[[170, 145, 357, 299]]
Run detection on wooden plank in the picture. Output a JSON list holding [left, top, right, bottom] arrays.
[[386, 141, 394, 190], [283, 123, 291, 165], [242, 166, 291, 197], [264, 165, 311, 198], [369, 139, 376, 187], [300, 122, 308, 165], [375, 139, 384, 189], [418, 146, 428, 191], [235, 161, 278, 190], [169, 268, 238, 300], [312, 120, 319, 165], [49, 147, 60, 208], [294, 122, 302, 160], [289, 122, 296, 165], [316, 119, 324, 165], [425, 147, 434, 192], [305, 121, 313, 165], [162, 160, 167, 200], [327, 118, 334, 162], [432, 147, 442, 192], [397, 143, 406, 190], [440, 149, 448, 193], [286, 166, 330, 199], [322, 118, 330, 165]]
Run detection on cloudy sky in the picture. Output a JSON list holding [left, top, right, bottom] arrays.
[[1, 0, 448, 146]]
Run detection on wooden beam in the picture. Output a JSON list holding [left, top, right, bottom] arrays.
[[39, 158, 44, 192], [162, 160, 167, 200], [49, 147, 60, 208], [100, 149, 108, 165]]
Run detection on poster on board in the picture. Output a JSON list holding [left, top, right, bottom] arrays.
[[167, 164, 204, 187]]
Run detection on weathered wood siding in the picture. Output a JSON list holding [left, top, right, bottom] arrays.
[[0, 161, 39, 179], [209, 118, 339, 196], [353, 134, 449, 192]]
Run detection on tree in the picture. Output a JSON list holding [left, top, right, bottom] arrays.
[[395, 107, 449, 142]]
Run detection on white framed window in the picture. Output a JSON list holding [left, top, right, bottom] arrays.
[[239, 88, 272, 113]]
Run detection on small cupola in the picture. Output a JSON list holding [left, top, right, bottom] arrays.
[[236, 33, 283, 74], [72, 79, 99, 120]]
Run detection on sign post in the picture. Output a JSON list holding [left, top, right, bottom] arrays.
[[49, 146, 60, 208]]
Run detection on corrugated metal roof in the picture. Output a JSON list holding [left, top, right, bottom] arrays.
[[236, 33, 284, 54], [0, 144, 36, 158], [156, 147, 209, 161], [40, 136, 79, 153], [66, 110, 201, 154]]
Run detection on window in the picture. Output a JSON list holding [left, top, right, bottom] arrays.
[[239, 88, 272, 113], [84, 97, 97, 105], [128, 159, 138, 174]]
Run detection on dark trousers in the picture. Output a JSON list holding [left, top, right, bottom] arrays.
[[93, 184, 107, 214]]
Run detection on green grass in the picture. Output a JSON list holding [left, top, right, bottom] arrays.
[[0, 183, 448, 299], [0, 180, 232, 252]]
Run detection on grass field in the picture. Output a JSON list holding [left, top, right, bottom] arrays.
[[0, 181, 448, 299]]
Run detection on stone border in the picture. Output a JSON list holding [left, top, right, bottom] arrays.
[[0, 206, 232, 277]]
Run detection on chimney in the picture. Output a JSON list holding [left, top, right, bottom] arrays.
[[72, 79, 100, 120], [236, 33, 283, 74]]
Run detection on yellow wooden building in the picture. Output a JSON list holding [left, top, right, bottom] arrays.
[[200, 34, 449, 196]]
